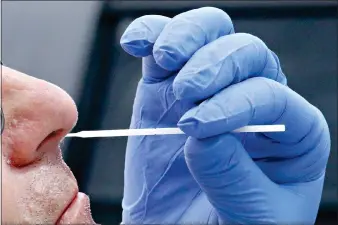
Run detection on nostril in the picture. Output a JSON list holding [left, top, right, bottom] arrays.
[[8, 129, 65, 168], [37, 129, 64, 150]]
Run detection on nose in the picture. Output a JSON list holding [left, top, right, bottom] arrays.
[[1, 66, 78, 167]]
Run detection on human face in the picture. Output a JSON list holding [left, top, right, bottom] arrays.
[[1, 66, 96, 224]]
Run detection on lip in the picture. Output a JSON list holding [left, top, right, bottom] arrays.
[[55, 192, 78, 224], [56, 192, 95, 225]]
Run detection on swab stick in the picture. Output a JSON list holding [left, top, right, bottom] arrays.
[[66, 125, 285, 138]]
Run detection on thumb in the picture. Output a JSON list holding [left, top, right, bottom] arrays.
[[184, 133, 279, 224]]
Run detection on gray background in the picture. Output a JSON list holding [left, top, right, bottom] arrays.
[[2, 1, 101, 100]]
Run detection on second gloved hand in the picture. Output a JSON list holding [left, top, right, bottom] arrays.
[[120, 7, 330, 224]]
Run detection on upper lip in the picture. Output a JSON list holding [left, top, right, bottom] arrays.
[[52, 139, 79, 225]]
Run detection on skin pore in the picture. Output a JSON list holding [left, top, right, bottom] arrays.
[[1, 66, 96, 224]]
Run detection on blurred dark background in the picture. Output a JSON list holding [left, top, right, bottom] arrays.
[[2, 1, 337, 224]]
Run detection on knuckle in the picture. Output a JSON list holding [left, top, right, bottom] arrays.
[[130, 15, 150, 25], [235, 33, 266, 47], [226, 33, 268, 56], [197, 6, 231, 20], [313, 106, 331, 144], [302, 106, 331, 180], [130, 15, 167, 27], [306, 106, 331, 164], [123, 16, 149, 33]]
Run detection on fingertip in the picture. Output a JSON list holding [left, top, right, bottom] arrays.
[[178, 108, 202, 137], [172, 74, 197, 101], [178, 105, 226, 139], [153, 45, 181, 71], [120, 38, 153, 57], [120, 20, 152, 57], [178, 119, 200, 138], [268, 50, 288, 85], [178, 103, 224, 139], [120, 15, 171, 57]]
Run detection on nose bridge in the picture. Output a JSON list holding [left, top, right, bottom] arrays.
[[2, 66, 78, 166]]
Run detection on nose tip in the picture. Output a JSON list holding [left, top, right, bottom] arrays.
[[2, 67, 78, 167]]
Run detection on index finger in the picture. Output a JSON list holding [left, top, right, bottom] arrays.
[[178, 77, 329, 145], [173, 33, 287, 103]]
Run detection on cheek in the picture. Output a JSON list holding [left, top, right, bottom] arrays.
[[1, 158, 21, 223], [2, 118, 46, 166], [2, 89, 59, 166], [1, 153, 78, 224]]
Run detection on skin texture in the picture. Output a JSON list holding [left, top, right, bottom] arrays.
[[1, 66, 96, 224]]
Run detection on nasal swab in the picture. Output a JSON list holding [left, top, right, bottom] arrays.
[[66, 124, 285, 138]]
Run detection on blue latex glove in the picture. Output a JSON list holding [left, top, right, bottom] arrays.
[[120, 7, 331, 224]]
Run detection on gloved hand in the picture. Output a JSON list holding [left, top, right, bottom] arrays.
[[120, 7, 331, 224]]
